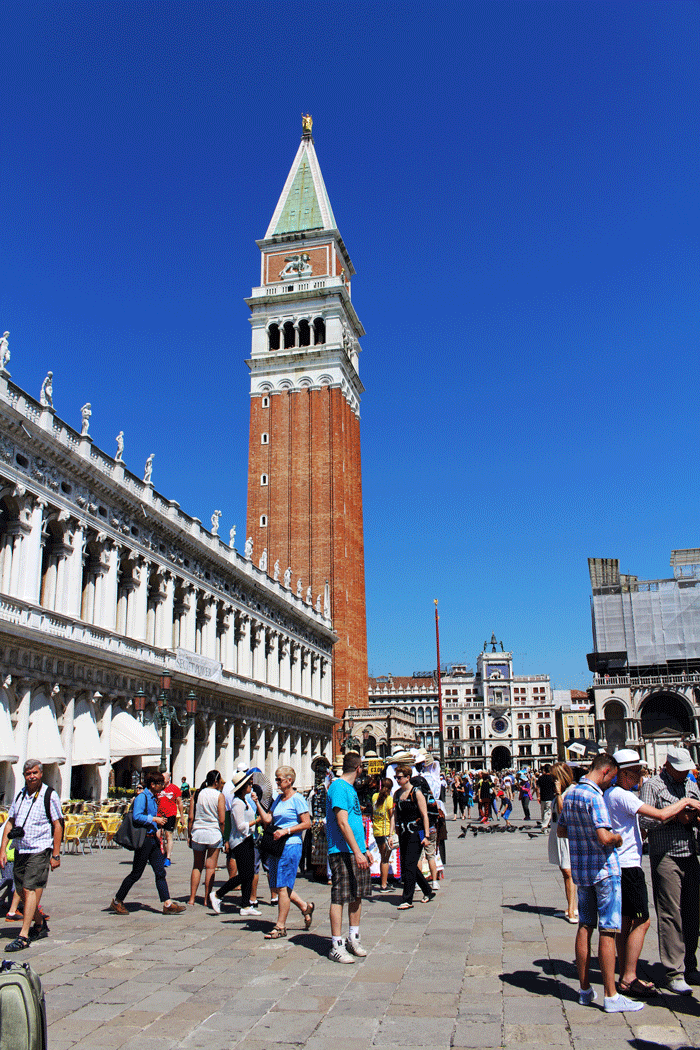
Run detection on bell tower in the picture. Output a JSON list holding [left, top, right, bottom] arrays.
[[245, 117, 368, 726]]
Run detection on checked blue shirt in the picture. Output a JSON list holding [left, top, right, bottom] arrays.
[[558, 778, 620, 887]]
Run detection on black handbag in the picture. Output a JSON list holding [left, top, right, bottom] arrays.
[[259, 825, 286, 859], [114, 810, 147, 851]]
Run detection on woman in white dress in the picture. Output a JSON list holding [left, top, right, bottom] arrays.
[[548, 762, 577, 922]]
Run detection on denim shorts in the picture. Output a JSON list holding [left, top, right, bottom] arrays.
[[268, 841, 302, 891], [577, 876, 622, 932]]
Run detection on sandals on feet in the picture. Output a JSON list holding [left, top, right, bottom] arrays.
[[302, 901, 315, 930], [5, 935, 30, 952], [420, 893, 436, 903], [264, 926, 287, 939], [397, 902, 414, 910], [619, 978, 657, 997]]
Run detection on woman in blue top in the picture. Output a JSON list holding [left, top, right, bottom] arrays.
[[254, 765, 314, 939], [110, 770, 186, 915]]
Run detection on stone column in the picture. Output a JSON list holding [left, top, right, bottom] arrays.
[[9, 528, 26, 599], [221, 609, 236, 672], [182, 717, 196, 789], [157, 572, 175, 650], [250, 621, 263, 683], [236, 614, 252, 678], [265, 725, 278, 779], [131, 558, 150, 641], [266, 630, 280, 688], [236, 720, 252, 769], [18, 495, 46, 604], [221, 719, 235, 781], [321, 657, 331, 707], [182, 585, 197, 652], [59, 693, 75, 801], [66, 522, 86, 618], [98, 697, 113, 800], [250, 723, 264, 771], [12, 681, 32, 795], [279, 637, 291, 692], [290, 642, 301, 695]]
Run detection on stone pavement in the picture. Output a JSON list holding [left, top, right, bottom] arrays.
[[4, 821, 700, 1050]]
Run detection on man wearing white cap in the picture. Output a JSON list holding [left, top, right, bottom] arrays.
[[639, 745, 700, 994], [606, 749, 700, 997]]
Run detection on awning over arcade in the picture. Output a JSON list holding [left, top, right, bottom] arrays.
[[0, 689, 18, 764], [27, 692, 66, 765], [72, 698, 106, 767], [109, 708, 162, 759]]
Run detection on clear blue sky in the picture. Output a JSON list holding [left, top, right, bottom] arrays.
[[1, 1, 698, 689]]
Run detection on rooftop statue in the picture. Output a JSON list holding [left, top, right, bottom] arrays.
[[245, 537, 253, 560], [144, 453, 154, 484], [80, 403, 91, 436], [211, 509, 221, 536], [259, 547, 268, 572], [302, 113, 313, 135], [40, 371, 53, 408], [274, 559, 280, 582], [0, 332, 9, 372], [115, 431, 124, 462], [284, 566, 292, 589], [229, 525, 236, 548]]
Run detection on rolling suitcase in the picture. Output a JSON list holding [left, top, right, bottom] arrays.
[[0, 959, 47, 1050]]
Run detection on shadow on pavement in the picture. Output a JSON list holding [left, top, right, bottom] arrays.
[[503, 902, 559, 916], [499, 969, 578, 1000]]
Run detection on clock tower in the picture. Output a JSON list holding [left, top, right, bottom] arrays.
[[245, 118, 368, 728]]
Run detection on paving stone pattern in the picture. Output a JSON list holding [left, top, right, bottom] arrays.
[[6, 823, 700, 1049]]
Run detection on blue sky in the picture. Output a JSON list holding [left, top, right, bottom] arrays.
[[1, 1, 698, 688]]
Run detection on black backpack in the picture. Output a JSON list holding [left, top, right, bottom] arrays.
[[12, 786, 61, 827], [410, 774, 442, 827]]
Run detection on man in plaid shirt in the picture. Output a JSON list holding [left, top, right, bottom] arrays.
[[558, 753, 643, 1013], [639, 746, 700, 995]]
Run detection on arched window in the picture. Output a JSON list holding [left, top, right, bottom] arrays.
[[417, 706, 424, 723], [419, 733, 425, 747], [410, 707, 416, 718], [425, 708, 432, 725], [313, 318, 325, 345], [426, 733, 433, 749], [260, 474, 268, 486], [261, 433, 269, 444], [283, 321, 295, 349], [433, 706, 439, 720], [268, 324, 280, 351], [298, 319, 311, 347], [261, 396, 269, 408], [259, 515, 267, 527]]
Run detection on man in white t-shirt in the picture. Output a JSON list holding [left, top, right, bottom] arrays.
[[605, 749, 700, 997]]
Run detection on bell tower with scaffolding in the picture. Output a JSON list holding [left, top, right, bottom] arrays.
[[245, 117, 368, 727]]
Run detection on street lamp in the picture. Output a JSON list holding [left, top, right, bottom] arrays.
[[136, 678, 198, 774]]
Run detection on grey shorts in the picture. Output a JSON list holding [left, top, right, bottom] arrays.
[[14, 848, 52, 892], [329, 852, 372, 904]]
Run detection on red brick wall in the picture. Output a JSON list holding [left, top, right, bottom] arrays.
[[246, 385, 369, 725]]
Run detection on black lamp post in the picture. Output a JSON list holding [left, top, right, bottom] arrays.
[[136, 677, 198, 774]]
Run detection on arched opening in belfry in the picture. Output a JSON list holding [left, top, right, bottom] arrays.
[[298, 319, 311, 347], [313, 318, 325, 345], [640, 693, 693, 737], [603, 700, 626, 753], [268, 324, 280, 351], [283, 322, 295, 349]]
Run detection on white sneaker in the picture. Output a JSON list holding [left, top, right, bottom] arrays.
[[329, 943, 355, 964], [578, 987, 597, 1006], [209, 893, 222, 914], [666, 976, 693, 995], [604, 993, 644, 1013], [345, 934, 367, 958], [431, 880, 440, 890], [240, 906, 262, 916]]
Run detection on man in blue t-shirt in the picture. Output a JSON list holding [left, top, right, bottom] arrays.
[[326, 752, 372, 964]]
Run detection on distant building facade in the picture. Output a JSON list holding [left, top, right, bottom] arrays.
[[369, 634, 555, 772], [588, 551, 700, 768], [369, 674, 438, 753], [340, 704, 417, 758], [553, 689, 596, 761]]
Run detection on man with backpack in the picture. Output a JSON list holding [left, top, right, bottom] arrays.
[[0, 759, 64, 951], [411, 753, 442, 889]]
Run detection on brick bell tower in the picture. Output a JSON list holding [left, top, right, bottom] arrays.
[[245, 116, 368, 728]]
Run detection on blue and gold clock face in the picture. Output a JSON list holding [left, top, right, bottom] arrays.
[[492, 718, 508, 734]]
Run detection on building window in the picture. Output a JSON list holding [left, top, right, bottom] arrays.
[[267, 325, 280, 351], [261, 396, 269, 408], [261, 433, 269, 444], [259, 515, 267, 527], [260, 474, 268, 486], [313, 317, 325, 345]]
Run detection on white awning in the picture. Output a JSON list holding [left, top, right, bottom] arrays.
[[0, 688, 18, 764], [27, 692, 66, 765], [71, 698, 106, 767], [109, 708, 162, 759]]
